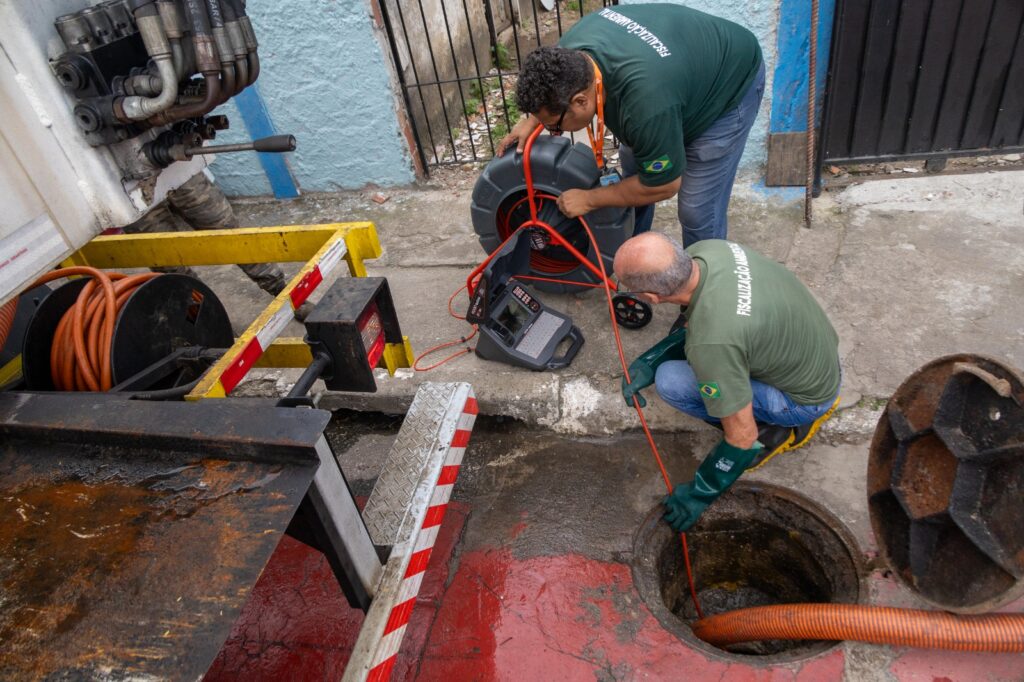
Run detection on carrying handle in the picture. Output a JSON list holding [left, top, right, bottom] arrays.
[[952, 362, 1013, 399], [546, 325, 585, 370]]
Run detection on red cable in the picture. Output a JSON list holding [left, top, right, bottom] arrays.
[[520, 125, 703, 616], [574, 211, 704, 619], [413, 284, 479, 371], [511, 275, 604, 289], [432, 126, 706, 617]]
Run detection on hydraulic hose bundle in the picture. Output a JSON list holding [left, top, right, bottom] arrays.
[[53, 0, 261, 144]]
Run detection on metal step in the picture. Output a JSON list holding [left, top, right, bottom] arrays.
[[345, 381, 477, 682]]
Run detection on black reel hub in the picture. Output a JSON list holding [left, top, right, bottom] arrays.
[[612, 294, 653, 330]]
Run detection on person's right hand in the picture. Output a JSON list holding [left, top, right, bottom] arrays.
[[496, 115, 541, 156]]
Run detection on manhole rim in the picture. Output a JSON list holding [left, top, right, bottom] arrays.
[[631, 480, 865, 664]]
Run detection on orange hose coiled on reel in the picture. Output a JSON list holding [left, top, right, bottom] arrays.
[[29, 268, 160, 391], [0, 297, 17, 348], [692, 604, 1024, 653]]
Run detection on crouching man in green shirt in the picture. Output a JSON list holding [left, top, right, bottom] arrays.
[[613, 232, 842, 532]]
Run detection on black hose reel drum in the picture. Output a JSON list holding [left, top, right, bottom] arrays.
[[471, 136, 634, 295], [21, 274, 233, 391]]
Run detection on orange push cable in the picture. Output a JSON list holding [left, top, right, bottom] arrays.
[[416, 125, 705, 615], [519, 126, 705, 617], [453, 117, 1024, 653]]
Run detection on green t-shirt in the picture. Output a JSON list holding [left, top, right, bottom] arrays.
[[683, 240, 840, 419], [559, 4, 762, 186]]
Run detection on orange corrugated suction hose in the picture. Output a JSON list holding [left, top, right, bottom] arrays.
[[0, 297, 17, 348], [30, 267, 160, 391], [692, 603, 1024, 653]]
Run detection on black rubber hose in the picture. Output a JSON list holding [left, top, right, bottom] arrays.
[[220, 0, 247, 94], [128, 377, 201, 401], [205, 0, 223, 28], [183, 0, 210, 35], [148, 0, 222, 123], [227, 0, 259, 85]]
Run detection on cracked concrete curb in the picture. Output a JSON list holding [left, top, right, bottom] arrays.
[[221, 167, 1023, 444], [241, 368, 887, 443]]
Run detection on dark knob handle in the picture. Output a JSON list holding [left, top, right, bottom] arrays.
[[253, 134, 296, 152]]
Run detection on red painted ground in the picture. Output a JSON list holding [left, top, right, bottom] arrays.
[[418, 548, 844, 681], [206, 504, 1024, 681], [203, 501, 469, 681]]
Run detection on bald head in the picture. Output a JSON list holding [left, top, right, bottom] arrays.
[[613, 232, 693, 298]]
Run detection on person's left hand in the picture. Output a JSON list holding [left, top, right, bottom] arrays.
[[556, 189, 592, 218], [663, 482, 707, 532]]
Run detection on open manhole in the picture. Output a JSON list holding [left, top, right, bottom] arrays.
[[633, 481, 862, 661]]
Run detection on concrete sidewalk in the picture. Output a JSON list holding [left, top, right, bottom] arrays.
[[221, 165, 1023, 442]]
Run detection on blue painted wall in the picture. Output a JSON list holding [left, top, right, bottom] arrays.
[[771, 0, 836, 133], [211, 1, 414, 196], [212, 0, 835, 194]]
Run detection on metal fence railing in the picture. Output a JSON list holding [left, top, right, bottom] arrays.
[[378, 0, 617, 173]]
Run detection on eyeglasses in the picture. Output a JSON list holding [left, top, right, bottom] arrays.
[[545, 108, 567, 136]]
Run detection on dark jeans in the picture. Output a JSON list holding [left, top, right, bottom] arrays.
[[122, 172, 286, 295], [655, 359, 839, 428], [620, 60, 766, 247]]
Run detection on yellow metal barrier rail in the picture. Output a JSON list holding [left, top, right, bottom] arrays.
[[57, 223, 413, 399]]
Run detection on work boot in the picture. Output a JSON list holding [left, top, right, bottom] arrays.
[[747, 422, 795, 471], [789, 396, 842, 451]]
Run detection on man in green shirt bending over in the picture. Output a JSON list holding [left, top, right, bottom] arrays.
[[614, 232, 842, 532], [499, 4, 764, 251]]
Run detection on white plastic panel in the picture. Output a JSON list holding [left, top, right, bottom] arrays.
[[0, 1, 204, 303]]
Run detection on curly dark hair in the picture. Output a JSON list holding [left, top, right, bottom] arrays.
[[515, 46, 592, 115]]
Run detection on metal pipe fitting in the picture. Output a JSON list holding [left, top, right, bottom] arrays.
[[156, 0, 184, 39], [100, 1, 136, 38], [144, 0, 245, 124], [227, 0, 259, 85], [81, 7, 117, 45], [123, 73, 164, 96], [55, 13, 97, 52], [118, 6, 177, 120], [119, 55, 177, 119]]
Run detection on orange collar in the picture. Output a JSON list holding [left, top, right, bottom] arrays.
[[585, 56, 605, 169]]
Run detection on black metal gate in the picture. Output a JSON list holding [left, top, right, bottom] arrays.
[[377, 0, 615, 173], [820, 0, 1024, 166]]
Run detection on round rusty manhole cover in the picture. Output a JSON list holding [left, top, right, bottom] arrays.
[[868, 354, 1024, 613]]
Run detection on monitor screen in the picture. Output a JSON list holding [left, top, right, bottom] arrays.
[[496, 297, 530, 336]]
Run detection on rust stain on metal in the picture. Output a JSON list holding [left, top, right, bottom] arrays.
[[891, 434, 959, 520], [868, 354, 1024, 613], [0, 448, 315, 680]]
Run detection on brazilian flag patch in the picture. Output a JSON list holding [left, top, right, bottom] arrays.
[[642, 155, 672, 173], [699, 382, 720, 399]]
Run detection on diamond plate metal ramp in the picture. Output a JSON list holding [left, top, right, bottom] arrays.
[[346, 382, 477, 682]]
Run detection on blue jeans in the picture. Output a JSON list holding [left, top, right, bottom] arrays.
[[654, 360, 838, 427], [621, 61, 766, 247]]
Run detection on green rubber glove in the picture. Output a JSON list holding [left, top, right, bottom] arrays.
[[621, 326, 687, 408], [664, 438, 763, 532]]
